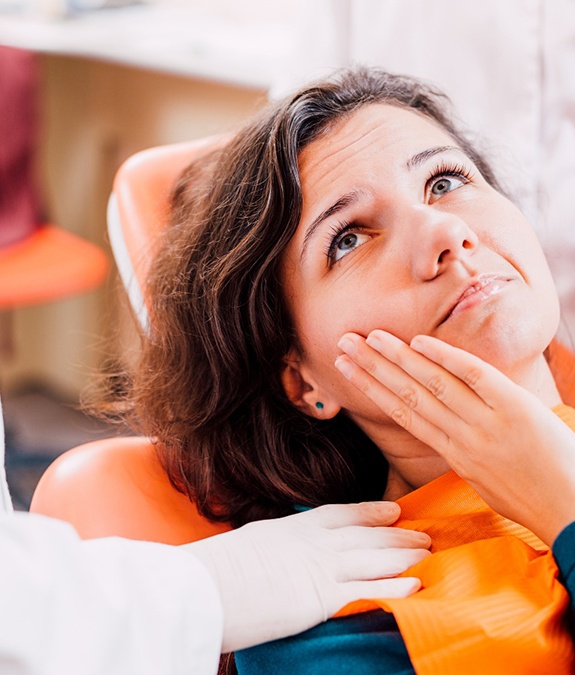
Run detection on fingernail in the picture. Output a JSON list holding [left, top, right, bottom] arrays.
[[335, 356, 353, 379], [385, 502, 401, 521], [366, 334, 383, 352], [337, 337, 357, 355], [417, 532, 432, 547], [410, 336, 423, 352]]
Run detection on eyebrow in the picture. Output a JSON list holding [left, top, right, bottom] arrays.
[[300, 189, 364, 262], [406, 145, 467, 170]]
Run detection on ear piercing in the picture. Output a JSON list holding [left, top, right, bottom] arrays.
[[315, 401, 324, 410]]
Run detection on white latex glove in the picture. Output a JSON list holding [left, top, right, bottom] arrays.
[[186, 501, 430, 652]]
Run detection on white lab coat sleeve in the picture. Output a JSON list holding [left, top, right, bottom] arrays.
[[0, 512, 223, 675], [0, 400, 223, 674], [0, 398, 14, 512]]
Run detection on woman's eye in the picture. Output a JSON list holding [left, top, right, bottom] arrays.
[[429, 175, 467, 202], [332, 231, 370, 262]]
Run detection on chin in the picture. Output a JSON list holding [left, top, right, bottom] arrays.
[[439, 311, 557, 381]]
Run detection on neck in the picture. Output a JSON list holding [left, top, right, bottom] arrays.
[[520, 350, 562, 408], [357, 352, 562, 501]]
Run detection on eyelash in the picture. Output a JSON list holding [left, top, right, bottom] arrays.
[[426, 161, 473, 192], [325, 219, 359, 265], [324, 161, 474, 265]]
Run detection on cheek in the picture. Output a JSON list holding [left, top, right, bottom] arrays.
[[294, 288, 417, 380], [292, 260, 424, 350], [484, 196, 543, 256], [294, 303, 345, 368], [503, 221, 558, 310], [481, 199, 557, 299]]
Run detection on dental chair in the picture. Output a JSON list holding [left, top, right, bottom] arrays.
[[30, 137, 230, 543], [29, 138, 575, 544], [105, 135, 224, 333]]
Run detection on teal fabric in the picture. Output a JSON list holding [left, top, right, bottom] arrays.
[[553, 521, 575, 589], [553, 520, 575, 633], [235, 609, 414, 674]]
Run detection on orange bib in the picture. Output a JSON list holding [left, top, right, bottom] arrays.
[[338, 404, 575, 674]]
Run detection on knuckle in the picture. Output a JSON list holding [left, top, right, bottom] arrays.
[[390, 405, 412, 429], [426, 375, 447, 399], [364, 357, 378, 376], [463, 367, 482, 388], [398, 385, 419, 408], [357, 379, 371, 395]]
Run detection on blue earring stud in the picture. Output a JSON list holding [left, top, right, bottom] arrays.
[[315, 401, 324, 410]]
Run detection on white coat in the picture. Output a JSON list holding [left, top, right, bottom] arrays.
[[0, 402, 223, 675]]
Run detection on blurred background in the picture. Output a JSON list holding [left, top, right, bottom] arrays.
[[1, 0, 574, 509]]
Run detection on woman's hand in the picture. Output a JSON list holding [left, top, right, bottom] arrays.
[[187, 500, 430, 652], [335, 330, 575, 546]]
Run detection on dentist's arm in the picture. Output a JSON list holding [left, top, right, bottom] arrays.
[[0, 512, 222, 675], [0, 501, 429, 674]]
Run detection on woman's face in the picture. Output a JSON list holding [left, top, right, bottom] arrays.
[[281, 103, 560, 425]]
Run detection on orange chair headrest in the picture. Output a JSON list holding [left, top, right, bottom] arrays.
[[107, 135, 227, 330]]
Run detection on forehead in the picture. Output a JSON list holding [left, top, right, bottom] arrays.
[[298, 103, 457, 191]]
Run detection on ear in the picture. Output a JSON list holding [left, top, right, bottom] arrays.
[[280, 349, 341, 420]]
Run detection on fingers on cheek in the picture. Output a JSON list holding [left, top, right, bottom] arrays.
[[334, 356, 376, 396], [335, 356, 415, 430], [334, 355, 356, 382], [338, 334, 388, 376], [335, 354, 387, 403], [335, 339, 420, 410]]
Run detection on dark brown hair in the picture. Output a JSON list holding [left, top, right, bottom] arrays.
[[125, 67, 503, 528]]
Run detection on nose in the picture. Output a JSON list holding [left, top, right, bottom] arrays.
[[410, 205, 479, 280]]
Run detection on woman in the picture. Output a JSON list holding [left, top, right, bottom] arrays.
[[127, 67, 575, 672]]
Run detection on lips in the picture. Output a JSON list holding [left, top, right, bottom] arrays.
[[441, 274, 512, 323]]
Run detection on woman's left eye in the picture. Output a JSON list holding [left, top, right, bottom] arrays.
[[428, 174, 468, 202]]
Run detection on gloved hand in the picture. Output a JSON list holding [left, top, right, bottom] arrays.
[[185, 501, 430, 652]]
